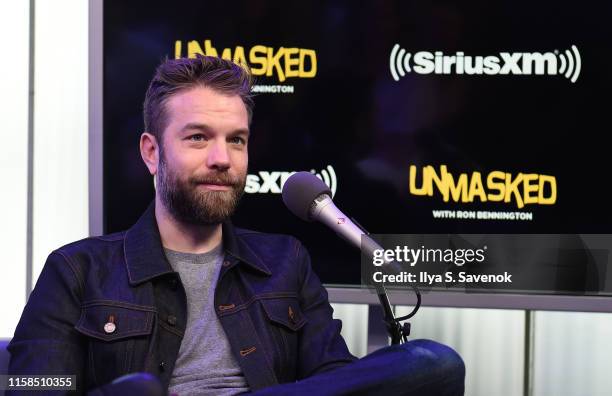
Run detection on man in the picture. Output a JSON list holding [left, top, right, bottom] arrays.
[[9, 55, 464, 395]]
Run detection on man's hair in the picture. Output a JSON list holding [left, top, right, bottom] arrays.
[[143, 55, 254, 144]]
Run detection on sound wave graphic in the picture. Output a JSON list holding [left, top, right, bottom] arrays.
[[389, 44, 410, 81], [558, 45, 581, 83], [311, 165, 337, 197]]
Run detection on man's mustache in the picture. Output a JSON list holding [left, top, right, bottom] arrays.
[[189, 173, 243, 187]]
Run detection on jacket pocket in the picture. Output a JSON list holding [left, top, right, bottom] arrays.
[[260, 297, 307, 331], [259, 297, 307, 381], [75, 301, 156, 387], [75, 301, 155, 341]]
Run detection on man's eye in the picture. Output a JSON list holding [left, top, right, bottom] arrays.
[[229, 136, 246, 145], [189, 134, 207, 142]]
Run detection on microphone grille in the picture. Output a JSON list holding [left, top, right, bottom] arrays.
[[282, 172, 332, 221]]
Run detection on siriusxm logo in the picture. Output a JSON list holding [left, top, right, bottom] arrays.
[[245, 165, 337, 196], [389, 44, 581, 83]]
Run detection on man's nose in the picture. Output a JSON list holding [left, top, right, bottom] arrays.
[[207, 139, 230, 170]]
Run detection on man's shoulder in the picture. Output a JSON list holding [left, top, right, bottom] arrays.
[[38, 232, 129, 289], [54, 230, 126, 259], [231, 226, 308, 267], [233, 226, 298, 243]]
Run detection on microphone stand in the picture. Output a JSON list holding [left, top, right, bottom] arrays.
[[352, 218, 421, 345], [375, 284, 406, 344]]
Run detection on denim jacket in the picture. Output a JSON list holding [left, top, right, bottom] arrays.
[[8, 202, 356, 394]]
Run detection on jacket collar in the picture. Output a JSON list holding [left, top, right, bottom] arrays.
[[124, 201, 271, 286]]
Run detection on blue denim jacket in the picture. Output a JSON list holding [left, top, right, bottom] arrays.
[[8, 202, 356, 394]]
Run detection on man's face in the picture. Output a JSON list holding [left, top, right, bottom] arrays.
[[156, 86, 249, 225]]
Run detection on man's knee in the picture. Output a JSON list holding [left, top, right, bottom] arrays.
[[367, 340, 464, 395], [402, 339, 465, 378]]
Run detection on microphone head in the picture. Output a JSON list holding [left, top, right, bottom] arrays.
[[282, 171, 332, 221]]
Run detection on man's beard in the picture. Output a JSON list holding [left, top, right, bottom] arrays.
[[157, 154, 246, 226]]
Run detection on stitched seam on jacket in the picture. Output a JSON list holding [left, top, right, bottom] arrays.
[[216, 292, 298, 317], [81, 300, 157, 311], [241, 309, 279, 386], [54, 249, 85, 300], [75, 326, 153, 341], [237, 239, 272, 275], [159, 320, 184, 338]]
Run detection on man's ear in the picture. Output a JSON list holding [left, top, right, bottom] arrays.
[[140, 132, 159, 175]]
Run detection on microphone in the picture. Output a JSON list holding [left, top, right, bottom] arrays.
[[283, 172, 421, 344], [281, 171, 387, 261], [282, 171, 421, 342]]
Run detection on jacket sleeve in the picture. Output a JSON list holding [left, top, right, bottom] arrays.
[[7, 250, 86, 395], [294, 239, 358, 379]]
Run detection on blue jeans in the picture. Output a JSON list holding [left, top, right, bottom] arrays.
[[247, 339, 465, 396]]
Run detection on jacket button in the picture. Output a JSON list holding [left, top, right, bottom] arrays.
[[104, 315, 116, 334], [222, 260, 231, 267], [167, 315, 177, 326], [159, 361, 166, 371], [104, 322, 116, 334]]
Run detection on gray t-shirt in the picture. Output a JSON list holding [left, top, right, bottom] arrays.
[[164, 244, 249, 396]]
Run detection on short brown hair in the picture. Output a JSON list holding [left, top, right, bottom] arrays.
[[143, 55, 254, 143]]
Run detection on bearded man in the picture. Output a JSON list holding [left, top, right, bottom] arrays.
[[8, 55, 464, 396]]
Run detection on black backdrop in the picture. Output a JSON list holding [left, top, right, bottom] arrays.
[[103, 0, 611, 288]]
